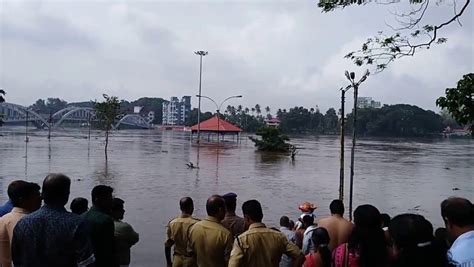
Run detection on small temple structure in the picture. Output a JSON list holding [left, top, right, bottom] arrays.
[[191, 115, 242, 141]]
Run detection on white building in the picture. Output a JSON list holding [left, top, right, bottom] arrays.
[[162, 96, 191, 125], [357, 97, 381, 109]]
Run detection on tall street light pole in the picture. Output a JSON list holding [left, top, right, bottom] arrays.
[[339, 85, 352, 202], [344, 69, 370, 221], [194, 50, 208, 143], [196, 94, 242, 143]]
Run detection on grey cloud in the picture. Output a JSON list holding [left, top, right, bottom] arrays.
[[1, 14, 96, 49]]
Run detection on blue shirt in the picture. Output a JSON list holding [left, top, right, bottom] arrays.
[[12, 204, 95, 267], [280, 227, 296, 267], [302, 225, 318, 255], [0, 200, 13, 217], [448, 230, 474, 267]]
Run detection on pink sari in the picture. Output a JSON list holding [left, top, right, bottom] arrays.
[[332, 243, 360, 267]]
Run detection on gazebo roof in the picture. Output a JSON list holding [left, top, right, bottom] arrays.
[[191, 115, 242, 133]]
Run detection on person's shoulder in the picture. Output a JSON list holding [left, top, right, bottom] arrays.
[[317, 216, 333, 224]]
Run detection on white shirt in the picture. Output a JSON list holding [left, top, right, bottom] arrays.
[[448, 230, 474, 267]]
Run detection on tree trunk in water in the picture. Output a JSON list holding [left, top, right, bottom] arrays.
[[105, 128, 109, 159]]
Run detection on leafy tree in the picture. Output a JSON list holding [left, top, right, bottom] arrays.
[[436, 73, 473, 136], [185, 108, 213, 126], [249, 126, 290, 152], [346, 104, 443, 136], [0, 89, 5, 126], [94, 94, 121, 157], [265, 106, 271, 115], [323, 108, 339, 134], [30, 98, 68, 114], [255, 104, 261, 116], [318, 1, 471, 72]]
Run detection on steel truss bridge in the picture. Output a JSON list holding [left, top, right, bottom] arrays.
[[0, 103, 151, 129]]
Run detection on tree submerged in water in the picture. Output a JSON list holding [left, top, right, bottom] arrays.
[[249, 126, 291, 152]]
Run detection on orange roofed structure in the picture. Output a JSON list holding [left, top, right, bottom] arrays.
[[191, 115, 243, 134]]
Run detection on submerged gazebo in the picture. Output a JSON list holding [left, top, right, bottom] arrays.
[[191, 115, 242, 142]]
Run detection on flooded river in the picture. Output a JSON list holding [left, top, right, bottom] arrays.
[[0, 127, 473, 266]]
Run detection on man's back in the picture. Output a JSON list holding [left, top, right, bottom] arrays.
[[318, 215, 353, 251], [83, 206, 116, 267], [0, 208, 28, 267], [229, 223, 302, 267], [222, 214, 246, 238], [165, 215, 199, 257], [188, 216, 233, 267], [114, 220, 139, 266], [448, 230, 474, 266], [11, 205, 94, 267]]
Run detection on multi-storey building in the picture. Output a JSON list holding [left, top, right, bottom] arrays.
[[162, 96, 191, 125], [357, 97, 381, 109]]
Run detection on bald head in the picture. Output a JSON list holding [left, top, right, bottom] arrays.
[[206, 195, 226, 220], [42, 173, 71, 206], [180, 197, 194, 214]]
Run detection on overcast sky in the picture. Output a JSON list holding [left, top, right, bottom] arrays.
[[1, 0, 472, 113]]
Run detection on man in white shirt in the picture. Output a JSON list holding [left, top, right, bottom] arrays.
[[441, 197, 474, 267]]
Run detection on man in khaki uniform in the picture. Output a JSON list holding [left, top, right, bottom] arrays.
[[221, 192, 246, 238], [188, 195, 233, 267], [165, 197, 199, 267], [229, 200, 305, 267]]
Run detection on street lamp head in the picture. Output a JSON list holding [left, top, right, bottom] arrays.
[[350, 72, 355, 80], [194, 51, 208, 56], [236, 95, 243, 98], [196, 94, 201, 97], [345, 70, 351, 81]]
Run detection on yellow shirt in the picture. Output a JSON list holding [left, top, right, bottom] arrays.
[[188, 216, 233, 267], [165, 214, 200, 257], [229, 222, 303, 267], [0, 207, 29, 267]]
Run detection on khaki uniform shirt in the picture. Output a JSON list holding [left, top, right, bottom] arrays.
[[229, 222, 302, 267], [222, 213, 246, 238], [165, 214, 199, 266], [0, 207, 28, 267], [188, 216, 233, 267]]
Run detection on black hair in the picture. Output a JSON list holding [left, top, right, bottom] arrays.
[[206, 195, 225, 217], [289, 220, 295, 230], [42, 173, 71, 205], [312, 227, 331, 267], [389, 214, 448, 267], [330, 199, 344, 215], [280, 216, 290, 227], [348, 204, 387, 267], [8, 180, 40, 207], [223, 196, 237, 213], [302, 214, 315, 227], [441, 197, 474, 227], [242, 199, 263, 222], [112, 197, 124, 210], [91, 185, 113, 204], [381, 213, 391, 228], [180, 197, 194, 213], [70, 197, 88, 215]]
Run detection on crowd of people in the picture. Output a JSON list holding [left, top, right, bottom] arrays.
[[0, 173, 473, 267], [164, 195, 474, 267], [0, 173, 139, 267]]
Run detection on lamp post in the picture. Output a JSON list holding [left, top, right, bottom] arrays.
[[194, 50, 208, 143], [196, 94, 242, 143], [344, 70, 370, 221], [339, 85, 352, 202]]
